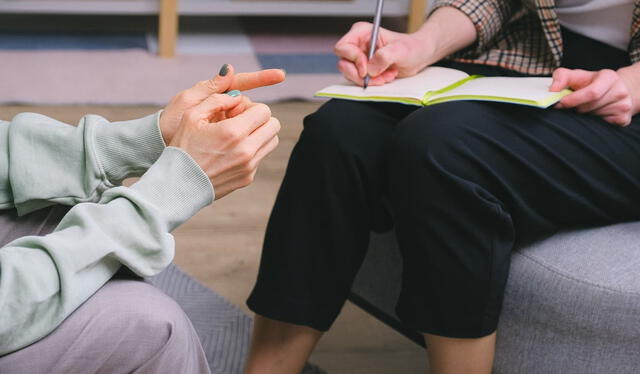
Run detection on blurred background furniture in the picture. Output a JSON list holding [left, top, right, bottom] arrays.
[[0, 0, 427, 57], [350, 225, 640, 373], [0, 0, 179, 57]]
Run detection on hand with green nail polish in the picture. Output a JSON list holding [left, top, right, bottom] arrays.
[[169, 94, 281, 200], [160, 64, 285, 144]]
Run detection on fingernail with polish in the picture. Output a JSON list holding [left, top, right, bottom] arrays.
[[227, 90, 241, 97], [219, 64, 230, 76]]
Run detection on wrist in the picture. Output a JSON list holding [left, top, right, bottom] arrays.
[[416, 6, 477, 63], [158, 109, 176, 144], [617, 64, 640, 115], [410, 25, 439, 66]]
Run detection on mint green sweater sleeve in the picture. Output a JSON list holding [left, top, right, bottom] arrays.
[[0, 147, 213, 355], [0, 111, 166, 214], [0, 113, 215, 355]]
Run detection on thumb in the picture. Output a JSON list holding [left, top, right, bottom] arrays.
[[550, 68, 570, 92], [551, 68, 595, 91], [191, 64, 236, 100]]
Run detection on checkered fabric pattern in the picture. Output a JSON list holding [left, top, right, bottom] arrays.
[[431, 0, 640, 75]]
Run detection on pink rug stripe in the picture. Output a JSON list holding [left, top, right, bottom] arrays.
[[249, 34, 341, 54], [0, 50, 341, 105]]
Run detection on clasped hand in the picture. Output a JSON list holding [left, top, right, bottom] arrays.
[[160, 64, 285, 199]]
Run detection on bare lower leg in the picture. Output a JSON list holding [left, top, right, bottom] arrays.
[[424, 332, 496, 374], [243, 315, 323, 374]]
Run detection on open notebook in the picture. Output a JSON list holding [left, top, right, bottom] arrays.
[[316, 66, 571, 108]]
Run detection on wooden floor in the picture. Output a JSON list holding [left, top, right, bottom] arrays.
[[1, 102, 429, 374]]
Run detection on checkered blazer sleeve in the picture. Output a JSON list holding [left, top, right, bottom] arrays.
[[630, 5, 640, 63], [430, 0, 521, 56]]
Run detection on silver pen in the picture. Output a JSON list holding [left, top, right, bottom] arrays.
[[364, 0, 385, 89]]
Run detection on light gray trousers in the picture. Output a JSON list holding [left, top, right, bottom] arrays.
[[0, 206, 211, 374]]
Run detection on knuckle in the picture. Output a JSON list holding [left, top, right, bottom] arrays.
[[175, 90, 192, 103], [353, 21, 370, 31], [198, 79, 219, 93], [377, 50, 392, 65], [600, 69, 618, 80], [611, 116, 627, 126], [271, 117, 282, 132], [237, 147, 253, 163], [241, 162, 254, 174], [554, 67, 568, 76], [221, 126, 242, 141], [182, 109, 199, 123], [585, 88, 600, 101], [241, 174, 255, 187], [246, 159, 259, 172], [620, 101, 632, 113], [614, 89, 628, 101], [254, 103, 272, 118]]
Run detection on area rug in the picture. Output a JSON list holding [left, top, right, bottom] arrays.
[[150, 264, 328, 374], [0, 16, 362, 106]]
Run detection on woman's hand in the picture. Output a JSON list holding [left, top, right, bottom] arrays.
[[160, 64, 285, 143], [169, 93, 280, 200], [333, 8, 476, 87], [334, 22, 434, 86], [550, 68, 637, 127]]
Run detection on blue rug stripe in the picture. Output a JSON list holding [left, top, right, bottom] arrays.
[[0, 32, 148, 50], [257, 54, 339, 74]]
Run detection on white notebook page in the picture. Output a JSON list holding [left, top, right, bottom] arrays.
[[430, 77, 555, 102], [317, 66, 469, 100]]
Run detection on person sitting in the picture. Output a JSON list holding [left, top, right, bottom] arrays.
[[0, 64, 284, 374], [243, 1, 640, 373]]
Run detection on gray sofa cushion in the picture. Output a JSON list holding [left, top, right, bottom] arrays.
[[350, 223, 640, 373], [495, 222, 640, 373]]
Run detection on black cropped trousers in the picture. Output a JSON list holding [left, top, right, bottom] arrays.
[[248, 30, 640, 338]]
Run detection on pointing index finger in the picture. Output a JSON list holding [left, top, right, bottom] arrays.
[[229, 69, 286, 92]]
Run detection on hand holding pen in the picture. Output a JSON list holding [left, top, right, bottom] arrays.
[[334, 8, 434, 87]]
